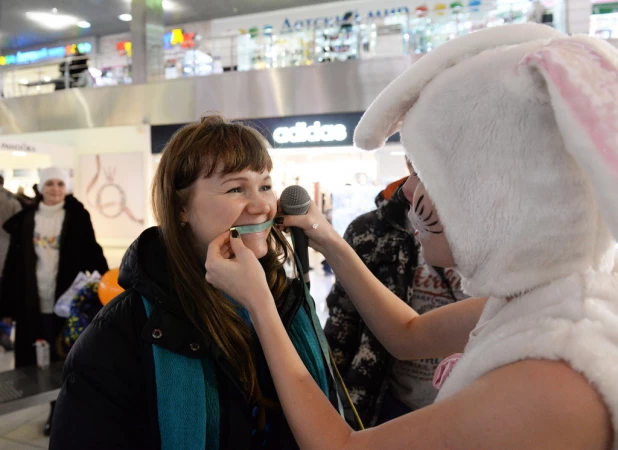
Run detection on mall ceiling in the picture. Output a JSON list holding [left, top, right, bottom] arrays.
[[0, 0, 336, 51]]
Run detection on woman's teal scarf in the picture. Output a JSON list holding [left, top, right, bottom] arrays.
[[142, 295, 328, 450]]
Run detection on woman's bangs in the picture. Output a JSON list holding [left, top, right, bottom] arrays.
[[202, 125, 273, 178]]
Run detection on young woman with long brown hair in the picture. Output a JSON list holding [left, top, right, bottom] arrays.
[[50, 115, 340, 449]]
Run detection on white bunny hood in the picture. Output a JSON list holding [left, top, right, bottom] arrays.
[[354, 24, 618, 298]]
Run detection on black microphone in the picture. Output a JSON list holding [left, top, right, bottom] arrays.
[[280, 185, 311, 285]]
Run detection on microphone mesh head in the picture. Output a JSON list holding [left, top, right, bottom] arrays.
[[280, 185, 311, 215]]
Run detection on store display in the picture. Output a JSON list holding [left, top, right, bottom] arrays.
[[590, 2, 618, 38], [0, 0, 560, 98], [315, 12, 361, 63]]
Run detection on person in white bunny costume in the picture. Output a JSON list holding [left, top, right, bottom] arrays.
[[205, 23, 618, 449]]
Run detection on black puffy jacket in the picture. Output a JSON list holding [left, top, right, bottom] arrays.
[[50, 227, 339, 449], [1, 195, 108, 367]]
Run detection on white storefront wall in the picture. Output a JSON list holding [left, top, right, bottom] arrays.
[[0, 36, 97, 96], [3, 126, 153, 267], [567, 0, 594, 34]]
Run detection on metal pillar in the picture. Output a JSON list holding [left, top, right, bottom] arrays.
[[131, 0, 164, 84]]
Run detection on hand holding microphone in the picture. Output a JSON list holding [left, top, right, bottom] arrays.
[[279, 186, 312, 284], [278, 185, 340, 263]]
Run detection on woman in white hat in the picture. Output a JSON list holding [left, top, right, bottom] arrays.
[[0, 166, 108, 435]]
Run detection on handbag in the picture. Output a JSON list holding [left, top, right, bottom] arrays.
[[54, 271, 101, 318], [58, 281, 103, 356]]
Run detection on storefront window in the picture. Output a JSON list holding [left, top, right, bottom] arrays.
[[0, 40, 97, 97], [590, 2, 618, 38], [0, 2, 559, 98]]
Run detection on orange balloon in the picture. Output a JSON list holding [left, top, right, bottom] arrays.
[[98, 268, 124, 305]]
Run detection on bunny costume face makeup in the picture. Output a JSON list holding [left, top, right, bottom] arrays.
[[401, 173, 454, 267], [354, 24, 618, 446]]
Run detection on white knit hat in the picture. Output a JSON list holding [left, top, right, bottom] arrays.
[[39, 167, 69, 188]]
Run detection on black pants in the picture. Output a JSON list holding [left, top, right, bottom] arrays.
[[39, 313, 64, 362]]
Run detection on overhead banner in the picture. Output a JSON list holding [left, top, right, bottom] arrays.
[[0, 41, 93, 66], [210, 0, 412, 36]]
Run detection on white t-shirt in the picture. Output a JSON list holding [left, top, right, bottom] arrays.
[[388, 260, 466, 410], [34, 201, 65, 314]]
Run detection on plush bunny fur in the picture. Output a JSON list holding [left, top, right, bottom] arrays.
[[400, 39, 616, 298], [354, 24, 618, 446], [355, 25, 617, 298], [434, 271, 618, 436]]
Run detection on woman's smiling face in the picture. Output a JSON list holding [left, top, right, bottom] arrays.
[[181, 167, 276, 261]]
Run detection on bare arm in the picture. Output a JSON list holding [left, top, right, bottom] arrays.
[[206, 230, 612, 450], [253, 301, 611, 450], [320, 229, 487, 360]]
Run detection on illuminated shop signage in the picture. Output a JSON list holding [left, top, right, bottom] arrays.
[[279, 6, 410, 33], [163, 29, 196, 49], [151, 113, 398, 153], [592, 2, 618, 14], [273, 121, 347, 144], [116, 41, 132, 57], [0, 42, 92, 66], [116, 28, 196, 56]]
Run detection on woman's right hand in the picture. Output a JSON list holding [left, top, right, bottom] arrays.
[[275, 201, 343, 256], [205, 230, 275, 315]]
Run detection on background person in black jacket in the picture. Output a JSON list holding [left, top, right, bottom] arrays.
[[50, 115, 340, 449], [0, 167, 108, 436], [325, 170, 466, 427]]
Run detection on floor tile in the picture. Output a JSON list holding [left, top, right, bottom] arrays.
[[0, 404, 48, 437], [0, 437, 44, 450], [3, 419, 49, 449], [0, 351, 14, 374]]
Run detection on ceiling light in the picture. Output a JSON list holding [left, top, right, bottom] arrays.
[[118, 13, 132, 21], [123, 0, 180, 11], [26, 11, 79, 29], [52, 8, 58, 13], [162, 0, 181, 11], [19, 79, 29, 85], [43, 76, 51, 82], [77, 20, 91, 28]]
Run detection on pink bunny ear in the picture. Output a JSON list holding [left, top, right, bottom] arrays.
[[353, 23, 562, 151], [521, 37, 618, 241]]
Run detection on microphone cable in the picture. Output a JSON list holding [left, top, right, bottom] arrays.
[[289, 232, 365, 431]]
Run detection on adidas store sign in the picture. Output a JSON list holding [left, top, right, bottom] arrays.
[[273, 121, 347, 144]]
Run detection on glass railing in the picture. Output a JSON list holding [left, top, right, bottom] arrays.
[[0, 54, 117, 98], [0, 2, 552, 99]]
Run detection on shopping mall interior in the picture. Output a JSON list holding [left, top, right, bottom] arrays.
[[1, 0, 617, 448]]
